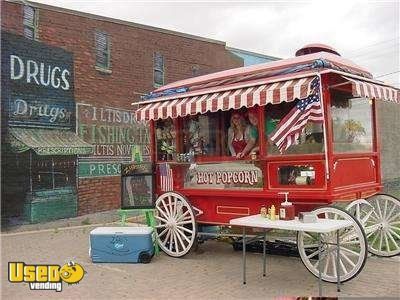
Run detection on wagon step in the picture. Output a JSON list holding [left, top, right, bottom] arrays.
[[232, 239, 316, 258]]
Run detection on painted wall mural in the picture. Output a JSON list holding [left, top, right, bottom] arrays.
[[77, 103, 151, 177]]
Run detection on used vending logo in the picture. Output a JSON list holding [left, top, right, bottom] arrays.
[[8, 261, 86, 292]]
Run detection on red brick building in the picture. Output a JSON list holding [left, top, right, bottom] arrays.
[[1, 0, 243, 222]]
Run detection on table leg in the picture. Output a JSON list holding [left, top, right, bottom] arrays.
[[263, 230, 266, 277], [336, 229, 341, 292], [242, 227, 246, 284], [318, 233, 322, 297]]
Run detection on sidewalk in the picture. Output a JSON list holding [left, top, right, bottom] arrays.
[[1, 209, 143, 234]]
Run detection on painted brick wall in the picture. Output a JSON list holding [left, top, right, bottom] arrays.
[[1, 0, 243, 215]]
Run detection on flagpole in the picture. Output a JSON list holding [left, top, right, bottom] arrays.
[[317, 74, 330, 181]]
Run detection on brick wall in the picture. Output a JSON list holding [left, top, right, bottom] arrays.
[[2, 0, 243, 216]]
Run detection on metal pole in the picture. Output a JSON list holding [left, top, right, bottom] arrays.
[[317, 74, 330, 181], [263, 230, 266, 277], [336, 229, 341, 292], [242, 227, 246, 284], [318, 233, 322, 297]]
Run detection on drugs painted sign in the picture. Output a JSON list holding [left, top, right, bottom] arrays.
[[2, 32, 74, 128]]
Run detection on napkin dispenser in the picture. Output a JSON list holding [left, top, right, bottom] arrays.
[[299, 212, 317, 223]]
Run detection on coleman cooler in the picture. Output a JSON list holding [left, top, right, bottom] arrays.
[[89, 227, 154, 263]]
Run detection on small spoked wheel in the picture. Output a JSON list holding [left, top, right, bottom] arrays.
[[362, 194, 400, 257], [155, 192, 197, 257], [297, 206, 368, 283]]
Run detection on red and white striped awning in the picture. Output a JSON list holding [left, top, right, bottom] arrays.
[[136, 76, 316, 121], [344, 76, 399, 103]]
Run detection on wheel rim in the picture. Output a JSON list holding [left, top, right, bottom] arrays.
[[364, 194, 400, 257], [297, 206, 367, 283], [155, 192, 196, 257]]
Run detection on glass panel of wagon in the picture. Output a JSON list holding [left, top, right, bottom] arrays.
[[264, 103, 325, 155], [155, 119, 176, 161], [331, 91, 373, 153], [183, 161, 263, 190]]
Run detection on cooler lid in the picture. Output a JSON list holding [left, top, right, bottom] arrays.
[[90, 226, 153, 235]]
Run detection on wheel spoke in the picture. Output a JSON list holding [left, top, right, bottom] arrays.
[[376, 200, 383, 218], [340, 246, 361, 257], [173, 230, 179, 253], [169, 230, 174, 251], [331, 253, 337, 278], [323, 252, 330, 275], [355, 204, 361, 221], [157, 227, 169, 237], [389, 220, 400, 225], [388, 227, 400, 239], [388, 213, 400, 223], [155, 215, 168, 223], [383, 199, 388, 219], [176, 227, 191, 244], [339, 257, 348, 275], [379, 229, 384, 251], [386, 230, 400, 250], [156, 223, 167, 229], [370, 229, 380, 248], [385, 203, 397, 220], [176, 210, 191, 222], [360, 209, 374, 224], [161, 198, 171, 218], [384, 231, 390, 252], [174, 229, 186, 251], [161, 229, 172, 247], [176, 220, 194, 226], [303, 244, 319, 248], [177, 225, 193, 235], [307, 249, 320, 259], [340, 228, 359, 243], [156, 206, 169, 220], [364, 223, 381, 235], [340, 251, 356, 268]]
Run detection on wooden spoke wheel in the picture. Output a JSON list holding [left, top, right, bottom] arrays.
[[297, 206, 367, 283], [155, 192, 197, 257], [361, 194, 400, 257]]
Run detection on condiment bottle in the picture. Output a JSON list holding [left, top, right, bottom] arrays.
[[279, 192, 295, 220], [269, 205, 276, 221], [260, 207, 267, 218]]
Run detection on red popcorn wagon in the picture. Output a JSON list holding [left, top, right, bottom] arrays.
[[134, 44, 399, 283]]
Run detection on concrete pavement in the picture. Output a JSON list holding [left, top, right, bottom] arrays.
[[1, 224, 399, 299]]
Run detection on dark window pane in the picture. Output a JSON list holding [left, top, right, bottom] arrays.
[[95, 31, 110, 69], [23, 6, 35, 26], [154, 52, 164, 70], [24, 27, 34, 39], [154, 70, 164, 86]]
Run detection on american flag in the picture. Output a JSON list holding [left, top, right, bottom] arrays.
[[270, 77, 324, 152], [159, 163, 174, 192]]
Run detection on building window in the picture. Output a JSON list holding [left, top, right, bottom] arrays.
[[95, 31, 111, 71], [23, 5, 38, 40], [154, 52, 164, 87]]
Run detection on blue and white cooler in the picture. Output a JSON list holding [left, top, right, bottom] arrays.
[[89, 227, 154, 263]]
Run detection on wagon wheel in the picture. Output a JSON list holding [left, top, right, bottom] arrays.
[[154, 192, 197, 257], [361, 194, 400, 257], [297, 206, 367, 283]]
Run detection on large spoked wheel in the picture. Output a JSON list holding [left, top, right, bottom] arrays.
[[297, 206, 368, 283], [155, 192, 197, 257], [362, 194, 400, 257]]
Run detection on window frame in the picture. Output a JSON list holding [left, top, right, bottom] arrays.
[[94, 30, 111, 72], [330, 90, 374, 154], [23, 5, 39, 40], [153, 52, 165, 88], [263, 103, 326, 158]]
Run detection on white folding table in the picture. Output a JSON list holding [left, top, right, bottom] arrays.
[[230, 214, 352, 297]]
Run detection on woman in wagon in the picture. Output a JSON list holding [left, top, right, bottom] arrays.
[[236, 108, 258, 158], [227, 112, 250, 157]]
